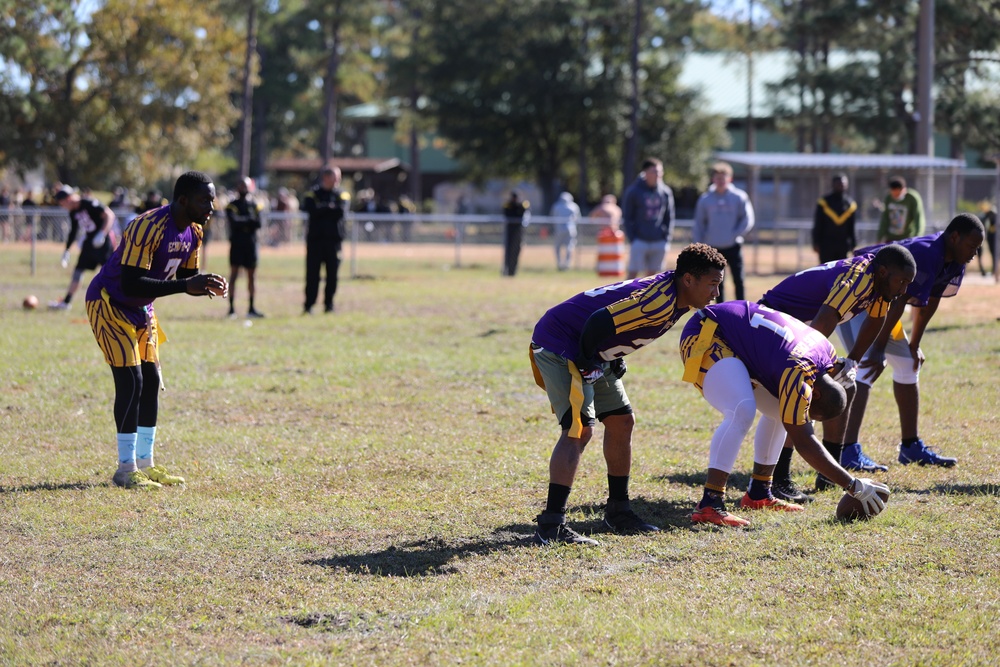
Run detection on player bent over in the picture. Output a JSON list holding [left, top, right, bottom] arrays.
[[85, 171, 228, 489], [529, 243, 726, 545], [679, 301, 888, 526]]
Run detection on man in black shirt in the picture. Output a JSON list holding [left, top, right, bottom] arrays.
[[226, 177, 265, 318], [302, 166, 351, 314], [49, 187, 116, 310], [812, 174, 857, 264]]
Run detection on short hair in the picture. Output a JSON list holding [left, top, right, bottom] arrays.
[[54, 186, 75, 202], [872, 244, 916, 274], [711, 161, 733, 177], [640, 158, 662, 171], [945, 212, 985, 237], [675, 243, 727, 279], [833, 173, 848, 183], [889, 175, 906, 189], [173, 171, 213, 201], [812, 373, 847, 420]]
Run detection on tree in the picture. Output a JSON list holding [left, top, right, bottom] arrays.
[[0, 0, 244, 188]]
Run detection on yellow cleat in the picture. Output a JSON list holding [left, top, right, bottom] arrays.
[[113, 469, 162, 490], [142, 465, 185, 485]]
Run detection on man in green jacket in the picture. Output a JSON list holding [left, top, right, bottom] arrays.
[[878, 176, 924, 243]]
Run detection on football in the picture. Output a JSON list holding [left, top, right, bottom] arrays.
[[836, 489, 890, 521], [22, 295, 39, 310]]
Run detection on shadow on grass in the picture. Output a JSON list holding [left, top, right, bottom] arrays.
[[305, 523, 532, 577], [922, 482, 1000, 497], [0, 480, 96, 494], [654, 469, 752, 492]]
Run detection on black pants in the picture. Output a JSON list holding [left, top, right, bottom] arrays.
[[716, 244, 746, 302], [502, 223, 524, 276], [305, 237, 341, 311]]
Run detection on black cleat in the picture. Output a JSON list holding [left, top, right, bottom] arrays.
[[603, 499, 660, 534], [533, 512, 599, 546], [772, 478, 814, 504]]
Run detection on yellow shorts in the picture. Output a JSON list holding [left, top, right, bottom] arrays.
[[86, 292, 165, 368]]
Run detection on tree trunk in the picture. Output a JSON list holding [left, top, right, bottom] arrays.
[[622, 0, 641, 187], [320, 1, 344, 165], [239, 2, 258, 179]]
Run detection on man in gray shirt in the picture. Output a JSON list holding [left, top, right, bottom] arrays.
[[693, 162, 755, 301], [621, 158, 675, 279]]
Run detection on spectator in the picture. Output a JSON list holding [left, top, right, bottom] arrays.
[[692, 161, 755, 302], [622, 158, 674, 279], [590, 194, 623, 233], [302, 166, 351, 314], [549, 191, 580, 271], [878, 175, 924, 243], [225, 177, 265, 319], [501, 191, 530, 277], [812, 173, 857, 263]]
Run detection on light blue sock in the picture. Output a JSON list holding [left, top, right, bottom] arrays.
[[136, 426, 156, 467], [117, 433, 138, 466]]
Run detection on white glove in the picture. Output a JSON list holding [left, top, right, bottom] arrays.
[[92, 231, 107, 248], [849, 477, 889, 516], [61, 250, 71, 268], [833, 357, 858, 389]]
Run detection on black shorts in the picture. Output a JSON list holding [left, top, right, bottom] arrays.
[[76, 240, 113, 272], [229, 239, 259, 268]]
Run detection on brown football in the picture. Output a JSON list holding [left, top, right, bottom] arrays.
[[23, 295, 39, 310], [836, 489, 890, 521]]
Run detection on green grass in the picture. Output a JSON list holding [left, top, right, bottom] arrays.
[[2, 242, 1000, 666]]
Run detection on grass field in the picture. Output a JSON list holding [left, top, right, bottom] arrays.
[[2, 240, 999, 666]]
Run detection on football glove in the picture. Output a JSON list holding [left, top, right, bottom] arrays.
[[833, 357, 858, 389], [848, 477, 889, 516], [610, 358, 627, 380], [60, 250, 71, 268], [576, 360, 605, 385]]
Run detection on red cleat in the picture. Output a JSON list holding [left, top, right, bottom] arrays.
[[691, 505, 750, 527], [739, 493, 805, 512]]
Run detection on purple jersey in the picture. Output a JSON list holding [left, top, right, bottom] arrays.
[[760, 254, 889, 324], [532, 272, 689, 361], [86, 205, 202, 325], [855, 233, 964, 307], [682, 301, 836, 425]]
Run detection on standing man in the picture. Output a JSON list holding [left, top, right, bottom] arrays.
[[812, 173, 857, 263], [549, 191, 580, 271], [302, 166, 351, 314], [756, 245, 917, 502], [693, 161, 755, 302], [621, 158, 674, 279], [529, 243, 727, 545], [225, 176, 265, 319], [835, 213, 985, 470], [878, 175, 925, 243], [49, 187, 116, 311], [501, 191, 530, 277], [84, 171, 228, 489], [679, 301, 888, 526]]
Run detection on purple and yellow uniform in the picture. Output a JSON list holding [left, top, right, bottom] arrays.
[[85, 205, 203, 367], [759, 254, 890, 324], [680, 301, 837, 425], [856, 233, 966, 307], [531, 272, 688, 362]]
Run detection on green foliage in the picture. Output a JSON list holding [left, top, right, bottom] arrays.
[[0, 0, 244, 188]]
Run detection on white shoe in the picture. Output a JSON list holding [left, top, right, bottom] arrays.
[[48, 300, 71, 311]]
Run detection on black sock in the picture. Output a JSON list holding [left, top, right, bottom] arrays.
[[544, 483, 572, 515], [249, 297, 255, 311], [902, 437, 921, 447], [747, 476, 772, 500], [64, 293, 73, 304], [608, 475, 629, 502], [698, 488, 725, 510], [773, 446, 794, 482], [822, 439, 844, 464]]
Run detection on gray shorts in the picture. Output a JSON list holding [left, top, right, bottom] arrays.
[[531, 346, 631, 431], [627, 239, 668, 276], [836, 311, 917, 385]]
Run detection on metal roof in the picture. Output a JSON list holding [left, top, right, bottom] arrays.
[[715, 151, 966, 171]]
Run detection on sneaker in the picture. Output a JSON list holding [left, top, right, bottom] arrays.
[[691, 505, 750, 527], [247, 309, 265, 319], [898, 439, 957, 468], [227, 310, 238, 319], [532, 512, 599, 546], [112, 469, 162, 490], [772, 478, 814, 504], [142, 465, 185, 485], [739, 493, 805, 512], [603, 500, 660, 534], [814, 473, 836, 492], [841, 442, 888, 472], [48, 300, 70, 311]]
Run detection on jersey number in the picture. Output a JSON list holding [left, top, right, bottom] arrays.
[[750, 306, 794, 342], [164, 258, 182, 281]]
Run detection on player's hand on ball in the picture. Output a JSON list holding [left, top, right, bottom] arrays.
[[833, 357, 857, 389], [61, 250, 71, 268], [849, 477, 889, 515]]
